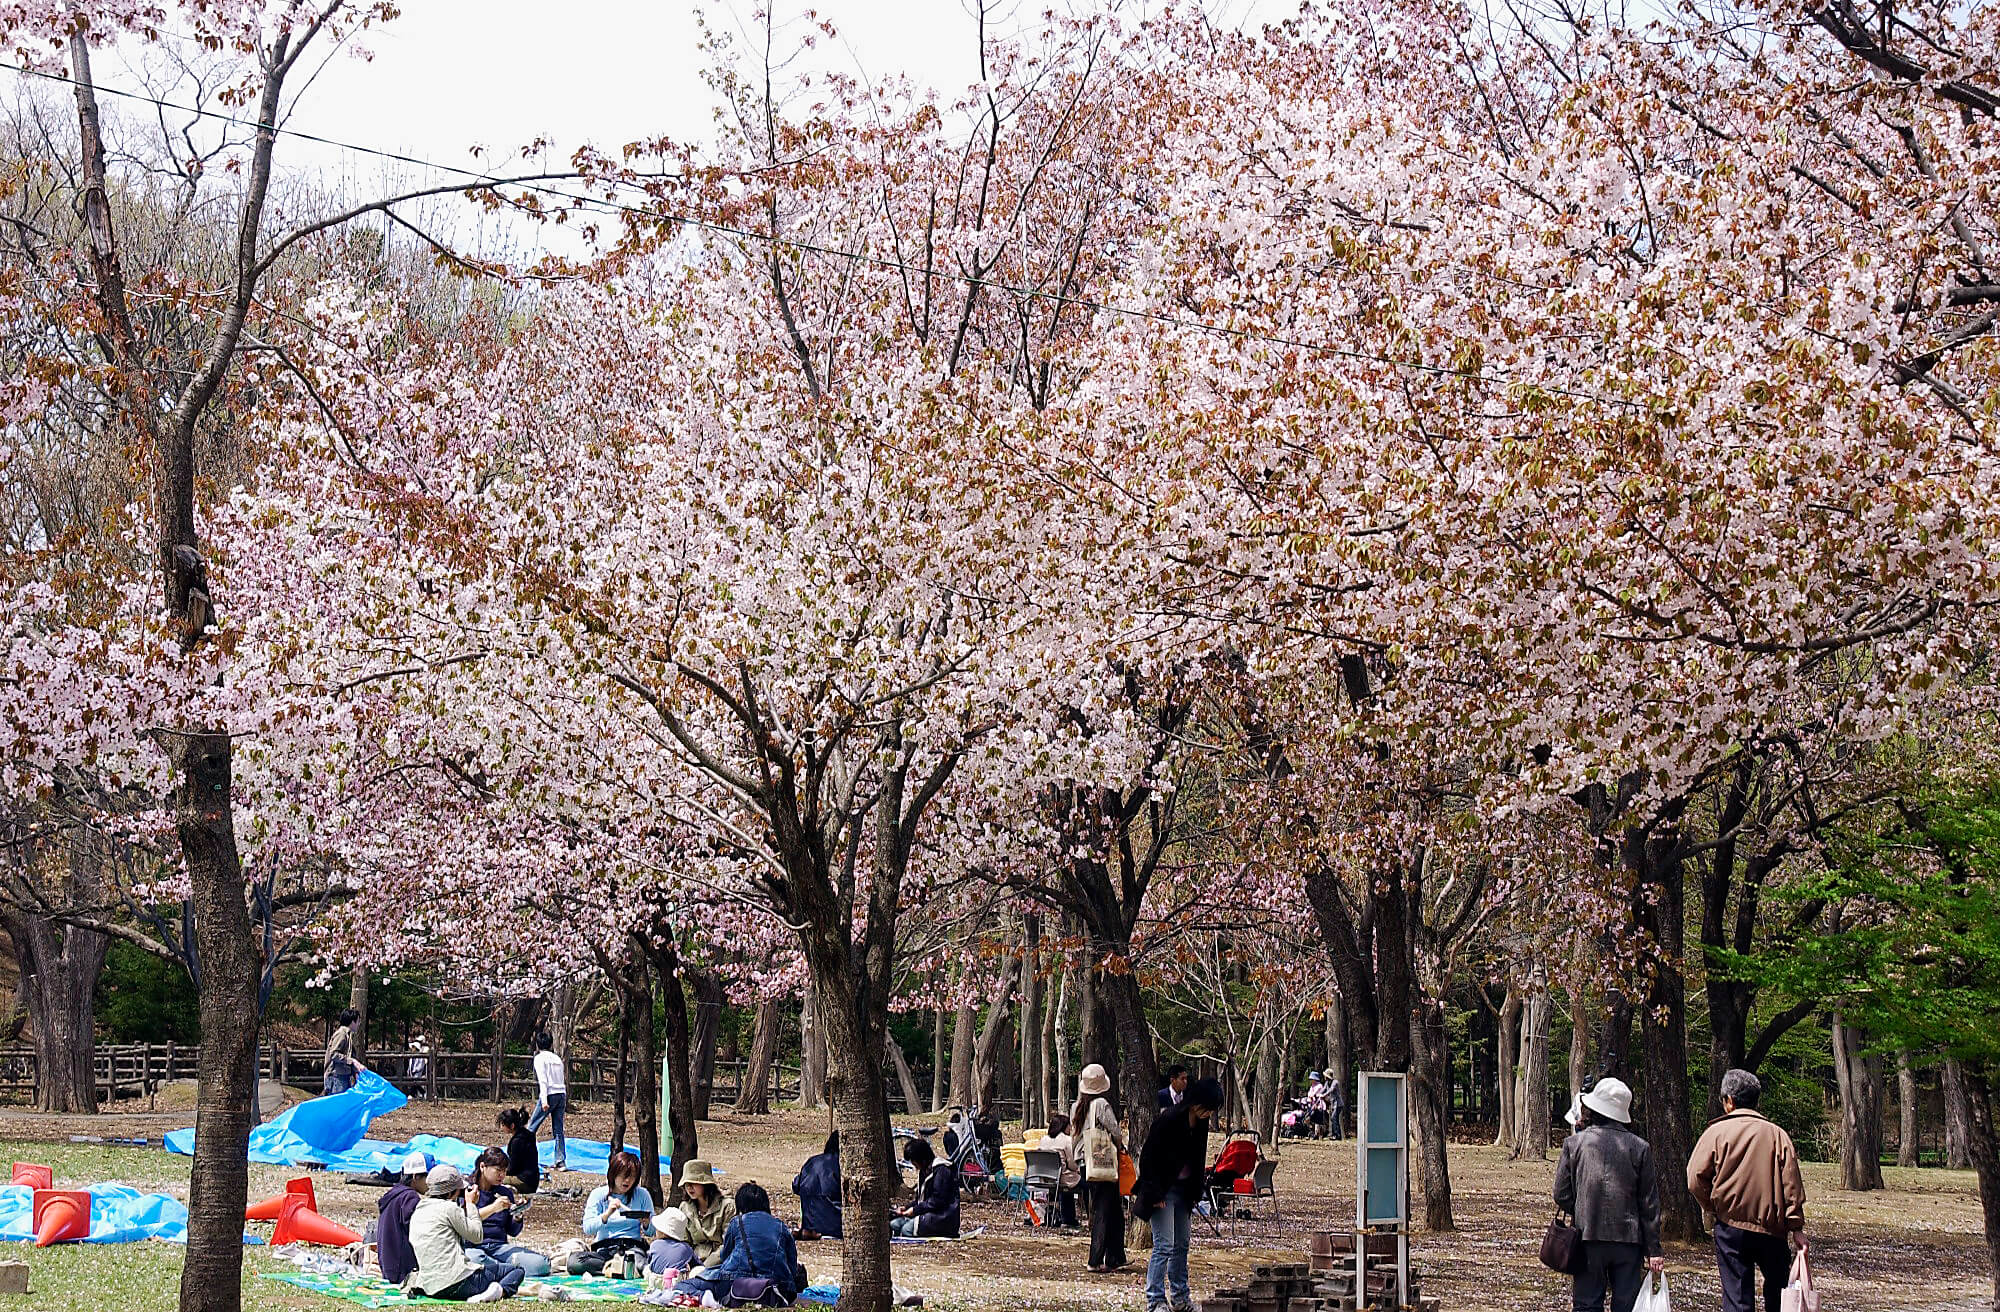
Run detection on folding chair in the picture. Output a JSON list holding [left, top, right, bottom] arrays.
[[1245, 1158, 1278, 1220], [1022, 1149, 1064, 1226]]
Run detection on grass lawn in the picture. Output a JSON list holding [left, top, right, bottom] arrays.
[[0, 1105, 1986, 1311]]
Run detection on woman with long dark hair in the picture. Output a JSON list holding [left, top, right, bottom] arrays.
[[573, 1149, 656, 1277]]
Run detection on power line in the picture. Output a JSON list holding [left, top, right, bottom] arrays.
[[2, 58, 1633, 406]]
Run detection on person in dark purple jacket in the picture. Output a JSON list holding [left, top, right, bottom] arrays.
[[375, 1152, 431, 1284]]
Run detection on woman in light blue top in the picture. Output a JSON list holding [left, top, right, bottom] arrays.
[[571, 1150, 656, 1277]]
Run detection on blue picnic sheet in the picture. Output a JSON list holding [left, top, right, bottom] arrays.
[[163, 1071, 616, 1175], [0, 1181, 215, 1244]]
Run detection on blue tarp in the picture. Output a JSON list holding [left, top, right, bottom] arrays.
[[164, 1072, 617, 1176], [0, 1182, 199, 1244], [164, 1070, 406, 1164]]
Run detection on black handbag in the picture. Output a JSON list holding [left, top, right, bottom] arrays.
[[1539, 1213, 1583, 1274]]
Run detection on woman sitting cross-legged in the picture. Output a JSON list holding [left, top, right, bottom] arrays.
[[890, 1138, 959, 1238], [404, 1164, 525, 1303], [467, 1147, 551, 1277], [572, 1149, 656, 1278], [673, 1182, 808, 1307]]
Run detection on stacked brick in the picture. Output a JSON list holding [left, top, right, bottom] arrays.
[[1198, 1233, 1438, 1312]]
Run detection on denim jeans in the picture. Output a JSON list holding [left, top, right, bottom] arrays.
[[476, 1241, 551, 1277], [1145, 1195, 1193, 1311], [433, 1263, 524, 1301], [527, 1092, 567, 1166]]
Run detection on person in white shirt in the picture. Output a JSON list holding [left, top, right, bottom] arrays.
[[528, 1031, 568, 1172]]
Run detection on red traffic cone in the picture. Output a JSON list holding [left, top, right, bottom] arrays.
[[9, 1164, 51, 1191], [271, 1192, 360, 1248], [32, 1190, 91, 1247], [245, 1175, 318, 1221]]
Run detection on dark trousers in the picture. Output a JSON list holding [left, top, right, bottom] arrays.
[[1086, 1179, 1126, 1268], [434, 1263, 525, 1301], [1573, 1240, 1645, 1312], [1715, 1223, 1791, 1312], [1055, 1185, 1079, 1228]]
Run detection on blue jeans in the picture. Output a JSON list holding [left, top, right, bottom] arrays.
[[476, 1241, 551, 1277], [434, 1262, 524, 1301], [528, 1092, 567, 1166], [1145, 1195, 1192, 1310]]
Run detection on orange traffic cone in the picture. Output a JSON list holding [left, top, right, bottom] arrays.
[[31, 1190, 91, 1247], [271, 1192, 360, 1248], [245, 1175, 318, 1221], [9, 1164, 51, 1191]]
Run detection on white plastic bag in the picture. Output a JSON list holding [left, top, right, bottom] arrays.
[[1781, 1249, 1820, 1312], [1634, 1270, 1671, 1312]]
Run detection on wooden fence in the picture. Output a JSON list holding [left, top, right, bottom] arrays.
[[0, 1044, 804, 1110]]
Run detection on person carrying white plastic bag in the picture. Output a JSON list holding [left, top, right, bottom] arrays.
[[1552, 1078, 1667, 1312], [1634, 1269, 1672, 1312]]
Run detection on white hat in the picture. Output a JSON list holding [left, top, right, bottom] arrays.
[[1078, 1063, 1111, 1096], [660, 1209, 691, 1243], [1581, 1077, 1633, 1125], [401, 1151, 432, 1176]]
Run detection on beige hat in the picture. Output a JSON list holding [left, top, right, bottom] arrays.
[[680, 1160, 718, 1189], [1078, 1063, 1111, 1096], [1581, 1077, 1633, 1125]]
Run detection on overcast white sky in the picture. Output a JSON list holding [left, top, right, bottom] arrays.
[[195, 0, 1289, 257]]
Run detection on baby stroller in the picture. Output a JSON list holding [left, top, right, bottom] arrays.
[[1279, 1097, 1316, 1140]]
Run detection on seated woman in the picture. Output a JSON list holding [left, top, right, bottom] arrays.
[[497, 1106, 540, 1195], [405, 1164, 526, 1302], [468, 1147, 551, 1277], [1039, 1113, 1079, 1228], [673, 1183, 807, 1307], [792, 1131, 842, 1240], [573, 1149, 656, 1277], [891, 1138, 959, 1238], [670, 1159, 736, 1269]]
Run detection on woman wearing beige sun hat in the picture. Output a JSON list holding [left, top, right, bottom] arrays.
[[1068, 1064, 1129, 1273], [671, 1159, 737, 1269]]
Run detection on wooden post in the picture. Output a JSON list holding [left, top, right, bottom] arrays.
[[491, 1017, 505, 1103]]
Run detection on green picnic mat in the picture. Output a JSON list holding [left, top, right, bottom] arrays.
[[261, 1270, 649, 1306]]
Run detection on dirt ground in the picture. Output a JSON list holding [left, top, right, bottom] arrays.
[[0, 1098, 1987, 1311]]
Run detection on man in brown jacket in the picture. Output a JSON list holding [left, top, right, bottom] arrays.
[[1688, 1070, 1808, 1312]]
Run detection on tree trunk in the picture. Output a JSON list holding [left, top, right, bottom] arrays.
[[1411, 996, 1455, 1230], [632, 955, 662, 1205], [651, 939, 699, 1204], [1898, 1050, 1920, 1169], [888, 1032, 923, 1115], [612, 992, 631, 1151], [1568, 986, 1590, 1111], [801, 989, 827, 1110], [170, 731, 260, 1312], [735, 1000, 780, 1115], [1053, 969, 1071, 1115], [1021, 915, 1042, 1130], [1101, 964, 1161, 1153], [691, 969, 723, 1123], [971, 956, 1021, 1112], [1948, 1059, 1976, 1170], [1252, 1016, 1282, 1147], [1833, 1014, 1885, 1191], [1513, 990, 1552, 1161], [1630, 819, 1703, 1242], [6, 910, 109, 1113], [930, 1004, 946, 1114], [1494, 989, 1521, 1148], [1041, 965, 1059, 1126], [348, 967, 370, 1064], [1326, 1001, 1348, 1109], [949, 1003, 976, 1108], [1946, 1066, 2000, 1312]]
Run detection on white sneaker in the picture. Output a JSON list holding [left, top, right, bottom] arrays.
[[468, 1283, 506, 1303]]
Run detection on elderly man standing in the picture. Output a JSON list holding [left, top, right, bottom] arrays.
[[1688, 1069, 1809, 1312]]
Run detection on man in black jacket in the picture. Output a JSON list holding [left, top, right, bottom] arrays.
[[1134, 1076, 1224, 1312], [1554, 1078, 1666, 1312]]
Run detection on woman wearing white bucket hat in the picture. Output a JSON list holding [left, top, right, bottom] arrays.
[[1554, 1077, 1665, 1312], [1068, 1064, 1128, 1273]]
